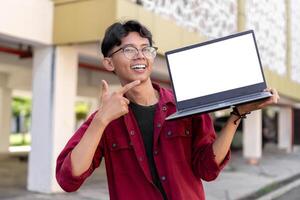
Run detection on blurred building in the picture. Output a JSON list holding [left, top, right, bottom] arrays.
[[0, 0, 299, 193]]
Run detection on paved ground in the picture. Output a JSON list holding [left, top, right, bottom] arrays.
[[204, 144, 300, 200], [0, 155, 109, 200], [0, 143, 300, 200], [275, 184, 300, 200]]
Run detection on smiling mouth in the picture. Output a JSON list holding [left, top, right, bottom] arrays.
[[131, 64, 146, 70]]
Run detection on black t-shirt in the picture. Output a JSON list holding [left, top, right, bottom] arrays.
[[130, 102, 167, 200]]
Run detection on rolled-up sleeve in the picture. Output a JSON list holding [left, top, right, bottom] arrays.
[[191, 114, 230, 181], [56, 112, 104, 192]]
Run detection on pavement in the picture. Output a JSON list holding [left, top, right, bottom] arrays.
[[203, 144, 300, 200], [0, 143, 300, 200]]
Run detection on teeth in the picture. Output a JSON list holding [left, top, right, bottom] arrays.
[[131, 64, 146, 69]]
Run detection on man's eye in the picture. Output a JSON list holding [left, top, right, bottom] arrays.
[[145, 47, 154, 52], [124, 48, 136, 53]]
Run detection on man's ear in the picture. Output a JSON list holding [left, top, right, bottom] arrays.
[[102, 57, 115, 72]]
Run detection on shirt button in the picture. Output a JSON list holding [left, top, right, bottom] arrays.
[[161, 176, 166, 181], [167, 131, 172, 136], [162, 106, 167, 111], [157, 123, 161, 128], [185, 130, 190, 135], [112, 143, 117, 148], [154, 150, 159, 156], [130, 130, 135, 136]]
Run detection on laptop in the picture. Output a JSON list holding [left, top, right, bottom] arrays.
[[165, 30, 272, 120]]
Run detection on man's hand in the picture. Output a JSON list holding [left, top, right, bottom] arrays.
[[237, 88, 280, 114], [95, 80, 141, 126]]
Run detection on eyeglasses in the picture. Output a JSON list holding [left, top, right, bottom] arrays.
[[108, 46, 158, 59]]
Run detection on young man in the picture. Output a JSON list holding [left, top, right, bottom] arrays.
[[56, 20, 279, 200]]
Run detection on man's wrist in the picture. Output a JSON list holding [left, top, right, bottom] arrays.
[[94, 110, 109, 128], [230, 107, 251, 125]]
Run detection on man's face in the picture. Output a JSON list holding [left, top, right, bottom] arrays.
[[105, 32, 154, 85]]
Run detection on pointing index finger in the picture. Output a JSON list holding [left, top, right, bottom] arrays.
[[118, 80, 141, 94]]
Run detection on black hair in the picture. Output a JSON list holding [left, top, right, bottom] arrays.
[[101, 20, 153, 57]]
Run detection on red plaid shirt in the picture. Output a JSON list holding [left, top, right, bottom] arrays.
[[56, 83, 230, 200]]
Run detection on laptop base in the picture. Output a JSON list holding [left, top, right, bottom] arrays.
[[166, 91, 272, 120]]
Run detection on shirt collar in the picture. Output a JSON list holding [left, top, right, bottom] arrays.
[[152, 82, 175, 106]]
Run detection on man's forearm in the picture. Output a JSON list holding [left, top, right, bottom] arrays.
[[70, 115, 107, 177], [212, 114, 240, 165]]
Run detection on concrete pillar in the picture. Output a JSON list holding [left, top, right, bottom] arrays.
[[0, 73, 11, 154], [28, 46, 78, 193], [278, 107, 292, 153], [243, 110, 262, 163]]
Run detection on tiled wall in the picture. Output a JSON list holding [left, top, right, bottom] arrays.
[[291, 0, 300, 83], [139, 0, 237, 38], [245, 0, 287, 76]]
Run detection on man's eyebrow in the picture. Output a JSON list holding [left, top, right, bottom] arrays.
[[121, 43, 151, 48]]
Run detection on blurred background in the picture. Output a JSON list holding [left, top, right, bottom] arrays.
[[0, 0, 299, 199]]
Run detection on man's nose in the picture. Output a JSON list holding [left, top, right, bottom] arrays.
[[135, 49, 145, 59]]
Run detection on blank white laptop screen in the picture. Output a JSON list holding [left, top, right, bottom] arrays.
[[167, 33, 264, 102]]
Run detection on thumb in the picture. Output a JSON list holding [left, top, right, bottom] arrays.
[[101, 80, 109, 97]]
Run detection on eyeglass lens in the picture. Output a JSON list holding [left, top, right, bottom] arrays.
[[123, 46, 157, 59]]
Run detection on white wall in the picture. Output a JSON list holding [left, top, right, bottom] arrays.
[[0, 73, 11, 153], [243, 110, 262, 160], [0, 53, 32, 91], [0, 0, 53, 45], [278, 107, 292, 152]]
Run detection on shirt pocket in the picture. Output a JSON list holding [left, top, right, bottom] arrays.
[[106, 134, 138, 174], [164, 119, 192, 139], [107, 134, 133, 152], [164, 119, 192, 163]]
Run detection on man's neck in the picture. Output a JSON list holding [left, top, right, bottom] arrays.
[[126, 79, 159, 106]]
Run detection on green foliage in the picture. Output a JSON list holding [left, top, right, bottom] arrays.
[[11, 97, 32, 117], [10, 133, 31, 146], [75, 101, 90, 120]]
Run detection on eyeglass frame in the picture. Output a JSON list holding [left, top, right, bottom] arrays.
[[107, 45, 158, 59]]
